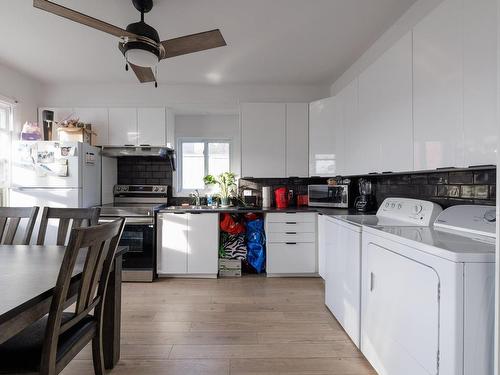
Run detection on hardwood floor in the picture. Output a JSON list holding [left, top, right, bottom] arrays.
[[63, 277, 375, 375]]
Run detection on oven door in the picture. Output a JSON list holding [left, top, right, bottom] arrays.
[[99, 217, 154, 282]]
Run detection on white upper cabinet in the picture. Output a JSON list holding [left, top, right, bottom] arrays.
[[309, 97, 343, 177], [463, 0, 498, 166], [413, 0, 464, 170], [358, 32, 413, 173], [241, 103, 286, 178], [341, 79, 364, 175], [73, 108, 109, 146], [137, 107, 166, 146], [108, 108, 138, 146], [286, 103, 309, 177]]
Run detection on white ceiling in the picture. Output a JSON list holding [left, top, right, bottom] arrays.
[[0, 0, 417, 85]]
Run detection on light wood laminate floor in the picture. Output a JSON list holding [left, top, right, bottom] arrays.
[[64, 277, 375, 375]]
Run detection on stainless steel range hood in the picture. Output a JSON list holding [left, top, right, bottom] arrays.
[[101, 145, 176, 170]]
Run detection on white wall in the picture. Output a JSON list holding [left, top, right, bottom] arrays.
[[0, 63, 42, 131], [40, 83, 329, 108], [175, 114, 241, 176], [331, 0, 444, 95]]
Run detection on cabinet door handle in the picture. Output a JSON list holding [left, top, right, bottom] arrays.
[[286, 242, 297, 245], [370, 272, 375, 292], [286, 232, 297, 235], [173, 212, 186, 215], [286, 222, 297, 225]]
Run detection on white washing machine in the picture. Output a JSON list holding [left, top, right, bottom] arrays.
[[361, 205, 496, 375], [324, 198, 442, 347]]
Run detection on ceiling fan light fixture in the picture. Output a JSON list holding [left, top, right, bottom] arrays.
[[125, 47, 159, 68]]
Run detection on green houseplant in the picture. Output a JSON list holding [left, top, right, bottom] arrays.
[[203, 172, 237, 207]]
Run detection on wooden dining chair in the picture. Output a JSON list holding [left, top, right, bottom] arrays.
[[36, 207, 101, 246], [0, 218, 125, 375], [0, 206, 39, 245]]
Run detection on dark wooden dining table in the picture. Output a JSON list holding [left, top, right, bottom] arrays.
[[0, 244, 127, 369]]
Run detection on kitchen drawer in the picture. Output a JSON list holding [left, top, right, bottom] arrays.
[[267, 243, 316, 274], [266, 212, 316, 223], [267, 222, 316, 233], [267, 232, 316, 243]]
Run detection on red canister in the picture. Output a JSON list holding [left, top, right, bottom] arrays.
[[274, 187, 288, 209]]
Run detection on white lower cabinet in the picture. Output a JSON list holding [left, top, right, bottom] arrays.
[[157, 213, 219, 277], [325, 218, 362, 347], [317, 214, 326, 279], [265, 212, 317, 276]]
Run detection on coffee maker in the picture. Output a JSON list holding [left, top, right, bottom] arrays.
[[354, 178, 375, 212]]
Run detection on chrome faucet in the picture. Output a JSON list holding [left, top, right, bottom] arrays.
[[190, 190, 201, 206]]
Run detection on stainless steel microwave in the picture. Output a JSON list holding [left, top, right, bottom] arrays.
[[308, 185, 349, 208]]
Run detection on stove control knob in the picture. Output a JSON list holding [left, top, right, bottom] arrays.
[[484, 210, 496, 223], [397, 203, 403, 210], [385, 202, 390, 208], [391, 202, 396, 209], [153, 186, 158, 192], [160, 187, 165, 192], [413, 205, 423, 214]]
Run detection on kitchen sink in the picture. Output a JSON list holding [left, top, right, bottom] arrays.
[[166, 205, 219, 210]]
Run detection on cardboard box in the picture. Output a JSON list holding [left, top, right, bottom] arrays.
[[219, 258, 242, 277]]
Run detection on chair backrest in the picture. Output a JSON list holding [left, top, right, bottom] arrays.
[[0, 206, 39, 245], [37, 207, 101, 246], [40, 218, 125, 373]]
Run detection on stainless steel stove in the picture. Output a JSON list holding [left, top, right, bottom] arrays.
[[98, 185, 169, 282]]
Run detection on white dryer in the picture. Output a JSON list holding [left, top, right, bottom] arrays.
[[324, 198, 442, 347], [361, 205, 496, 375]]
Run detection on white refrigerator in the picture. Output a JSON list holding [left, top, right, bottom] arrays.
[[9, 141, 101, 243]]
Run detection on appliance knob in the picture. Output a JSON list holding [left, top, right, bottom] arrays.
[[160, 187, 165, 192], [413, 205, 423, 214], [385, 202, 390, 208], [153, 186, 158, 192], [391, 202, 396, 209], [484, 210, 496, 223], [397, 203, 403, 210]]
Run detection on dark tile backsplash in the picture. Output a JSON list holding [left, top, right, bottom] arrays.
[[117, 157, 173, 189], [240, 168, 497, 210]]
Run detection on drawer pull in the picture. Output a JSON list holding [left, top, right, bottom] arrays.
[[286, 232, 297, 235], [286, 222, 297, 225], [370, 272, 375, 292], [286, 242, 297, 245]]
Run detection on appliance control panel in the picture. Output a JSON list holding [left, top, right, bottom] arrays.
[[114, 184, 169, 195], [377, 198, 443, 225], [434, 205, 497, 237]]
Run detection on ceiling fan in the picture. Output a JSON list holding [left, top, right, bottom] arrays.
[[33, 0, 227, 86]]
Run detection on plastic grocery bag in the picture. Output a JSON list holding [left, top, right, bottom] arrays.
[[220, 213, 246, 234], [246, 219, 266, 273]]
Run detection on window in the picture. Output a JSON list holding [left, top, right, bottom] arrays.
[[0, 101, 13, 205], [177, 139, 231, 192]]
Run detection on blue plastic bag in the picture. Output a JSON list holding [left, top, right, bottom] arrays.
[[246, 219, 266, 273]]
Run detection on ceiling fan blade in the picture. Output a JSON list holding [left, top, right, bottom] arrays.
[[129, 64, 156, 83], [33, 0, 137, 38], [161, 29, 226, 59]]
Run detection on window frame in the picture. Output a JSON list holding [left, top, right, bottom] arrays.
[[176, 137, 233, 195], [0, 100, 14, 205]]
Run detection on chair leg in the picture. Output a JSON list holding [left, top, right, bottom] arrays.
[[92, 335, 105, 375]]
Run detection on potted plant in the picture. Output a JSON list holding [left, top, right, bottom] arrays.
[[203, 172, 237, 207]]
